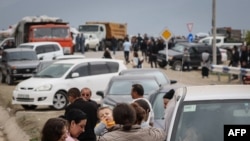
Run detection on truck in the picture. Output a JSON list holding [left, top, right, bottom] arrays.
[[198, 36, 243, 49], [78, 21, 127, 50], [13, 15, 74, 54]]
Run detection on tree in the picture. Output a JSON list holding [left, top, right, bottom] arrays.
[[245, 31, 250, 45]]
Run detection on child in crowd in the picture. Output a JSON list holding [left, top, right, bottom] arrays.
[[94, 106, 116, 136]]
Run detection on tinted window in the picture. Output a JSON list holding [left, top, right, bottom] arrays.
[[6, 51, 38, 61], [108, 79, 159, 95], [44, 45, 55, 53], [90, 62, 110, 75], [73, 63, 88, 77], [171, 100, 250, 141], [53, 44, 60, 51], [106, 62, 119, 73], [36, 46, 44, 54]]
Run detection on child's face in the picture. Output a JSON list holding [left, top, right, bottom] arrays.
[[99, 108, 113, 121]]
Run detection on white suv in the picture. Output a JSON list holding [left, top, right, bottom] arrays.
[[18, 42, 64, 60], [12, 58, 127, 110]]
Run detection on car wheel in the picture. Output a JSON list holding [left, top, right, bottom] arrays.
[[158, 61, 167, 68], [6, 73, 13, 85], [52, 91, 68, 110], [21, 105, 37, 110], [0, 71, 6, 83], [173, 61, 182, 71]]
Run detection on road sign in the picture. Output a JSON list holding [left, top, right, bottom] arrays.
[[160, 28, 172, 41], [187, 23, 193, 33], [188, 33, 193, 42]]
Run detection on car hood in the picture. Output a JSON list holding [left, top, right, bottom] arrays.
[[103, 95, 133, 107], [8, 60, 39, 68], [17, 77, 60, 87]]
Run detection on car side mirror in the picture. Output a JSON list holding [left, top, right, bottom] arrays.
[[170, 80, 177, 84], [71, 72, 79, 78], [96, 91, 104, 99]]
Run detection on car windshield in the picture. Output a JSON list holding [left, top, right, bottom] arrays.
[[36, 61, 56, 73], [33, 27, 69, 38], [34, 63, 73, 78], [18, 45, 34, 49], [171, 44, 186, 52], [121, 71, 169, 85], [108, 79, 160, 95], [7, 51, 37, 61], [171, 100, 250, 141], [78, 25, 98, 32]]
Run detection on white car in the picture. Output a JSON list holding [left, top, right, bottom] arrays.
[[12, 58, 127, 110], [18, 42, 64, 60], [84, 34, 100, 51], [165, 85, 250, 141]]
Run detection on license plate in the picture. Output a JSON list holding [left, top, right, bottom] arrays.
[[17, 94, 29, 98], [23, 74, 32, 77]]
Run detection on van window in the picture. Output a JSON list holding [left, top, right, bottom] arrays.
[[106, 62, 119, 73], [74, 64, 88, 77], [53, 44, 60, 51], [44, 45, 55, 53], [90, 62, 110, 75], [36, 46, 44, 54]]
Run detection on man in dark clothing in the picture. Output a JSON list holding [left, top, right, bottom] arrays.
[[65, 87, 98, 141], [228, 46, 240, 79], [148, 38, 159, 68], [111, 36, 117, 55]]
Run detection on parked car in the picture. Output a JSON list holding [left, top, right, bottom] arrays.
[[157, 42, 222, 71], [84, 34, 100, 51], [12, 58, 127, 110], [119, 68, 177, 86], [18, 42, 64, 60], [97, 75, 161, 107], [0, 48, 39, 85], [151, 85, 250, 141]]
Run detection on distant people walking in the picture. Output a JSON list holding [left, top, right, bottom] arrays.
[[80, 33, 85, 54], [240, 46, 248, 69], [182, 48, 190, 71], [228, 46, 240, 80], [148, 38, 158, 68], [111, 36, 117, 55], [201, 50, 210, 78], [123, 37, 132, 64], [75, 33, 80, 52]]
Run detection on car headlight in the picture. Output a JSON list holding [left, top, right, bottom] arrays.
[[34, 84, 52, 91]]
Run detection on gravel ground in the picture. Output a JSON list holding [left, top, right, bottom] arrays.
[[0, 51, 241, 141]]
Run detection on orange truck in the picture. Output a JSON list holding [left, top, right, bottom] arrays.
[[13, 16, 74, 54], [78, 21, 127, 50]]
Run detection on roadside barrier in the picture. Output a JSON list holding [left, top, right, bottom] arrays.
[[210, 65, 250, 83]]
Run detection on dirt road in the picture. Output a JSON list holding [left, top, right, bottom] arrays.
[[0, 51, 240, 141]]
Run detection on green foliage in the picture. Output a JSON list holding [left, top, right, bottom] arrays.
[[245, 31, 250, 45]]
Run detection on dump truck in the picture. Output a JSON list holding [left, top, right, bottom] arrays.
[[78, 21, 127, 50], [13, 15, 74, 54]]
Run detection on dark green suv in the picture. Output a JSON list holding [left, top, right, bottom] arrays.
[[157, 42, 222, 71], [0, 48, 39, 85]]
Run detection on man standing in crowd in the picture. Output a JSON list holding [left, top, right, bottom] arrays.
[[123, 37, 131, 64], [65, 87, 98, 141], [130, 84, 154, 127]]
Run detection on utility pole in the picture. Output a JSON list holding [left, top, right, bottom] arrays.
[[212, 0, 217, 65]]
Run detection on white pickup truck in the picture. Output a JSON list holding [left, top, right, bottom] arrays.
[[198, 36, 243, 49]]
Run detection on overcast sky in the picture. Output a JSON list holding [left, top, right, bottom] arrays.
[[1, 0, 250, 37]]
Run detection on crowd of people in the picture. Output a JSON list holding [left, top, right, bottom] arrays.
[[41, 84, 177, 141]]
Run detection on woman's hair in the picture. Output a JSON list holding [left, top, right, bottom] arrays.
[[41, 117, 67, 141], [134, 99, 150, 121], [65, 108, 87, 124], [113, 103, 136, 131], [130, 102, 146, 125]]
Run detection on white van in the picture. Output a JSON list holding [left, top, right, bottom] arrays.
[[12, 58, 127, 110], [18, 42, 64, 60]]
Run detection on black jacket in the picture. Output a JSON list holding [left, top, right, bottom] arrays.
[[65, 98, 98, 141]]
